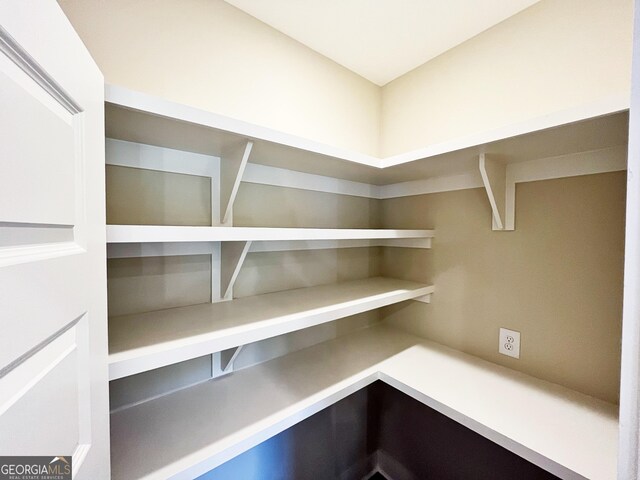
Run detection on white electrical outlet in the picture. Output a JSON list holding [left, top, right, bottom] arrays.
[[499, 328, 521, 359]]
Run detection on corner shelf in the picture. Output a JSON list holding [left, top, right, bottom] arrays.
[[108, 277, 434, 380], [110, 325, 618, 480], [106, 84, 628, 186]]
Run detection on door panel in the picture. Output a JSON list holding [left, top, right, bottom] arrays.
[[0, 333, 81, 455], [0, 258, 87, 369], [0, 1, 109, 479], [0, 53, 77, 225]]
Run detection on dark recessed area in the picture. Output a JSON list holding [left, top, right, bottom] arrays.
[[367, 473, 388, 480], [198, 381, 560, 480]]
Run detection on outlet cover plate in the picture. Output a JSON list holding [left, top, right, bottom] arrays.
[[499, 328, 520, 359]]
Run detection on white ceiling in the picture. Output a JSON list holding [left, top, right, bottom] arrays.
[[223, 0, 542, 86]]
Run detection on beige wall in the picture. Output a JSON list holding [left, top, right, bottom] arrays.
[[59, 0, 380, 155], [107, 254, 211, 317], [234, 182, 381, 228], [380, 0, 633, 156], [106, 165, 212, 226], [61, 0, 632, 159], [381, 171, 626, 404]]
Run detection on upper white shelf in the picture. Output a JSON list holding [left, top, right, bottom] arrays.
[[106, 84, 628, 184], [109, 277, 434, 380], [110, 325, 618, 480], [106, 225, 434, 244]]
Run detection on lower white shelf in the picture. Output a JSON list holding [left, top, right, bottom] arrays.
[[110, 325, 618, 480], [108, 277, 433, 380]]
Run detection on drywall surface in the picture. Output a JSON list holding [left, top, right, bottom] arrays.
[[234, 182, 381, 228], [381, 171, 626, 404], [106, 165, 212, 226], [234, 248, 381, 298], [58, 0, 380, 155], [107, 255, 211, 317], [380, 0, 633, 156]]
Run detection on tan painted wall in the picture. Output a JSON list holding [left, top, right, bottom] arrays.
[[58, 0, 380, 155], [380, 0, 633, 156], [234, 183, 381, 228], [380, 171, 626, 404], [107, 254, 211, 317], [106, 165, 212, 226]]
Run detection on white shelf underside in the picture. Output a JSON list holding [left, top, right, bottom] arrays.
[[108, 277, 434, 380], [110, 325, 618, 480]]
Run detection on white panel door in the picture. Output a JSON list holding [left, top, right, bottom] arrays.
[[0, 1, 109, 479]]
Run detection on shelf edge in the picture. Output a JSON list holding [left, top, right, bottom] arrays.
[[108, 283, 434, 380]]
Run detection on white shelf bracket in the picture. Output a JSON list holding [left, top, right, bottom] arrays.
[[479, 153, 515, 231], [220, 240, 252, 300], [212, 345, 244, 377], [220, 140, 253, 225], [413, 293, 432, 304]]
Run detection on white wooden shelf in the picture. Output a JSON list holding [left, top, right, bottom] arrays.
[[106, 85, 628, 231], [108, 277, 433, 380], [106, 84, 627, 185], [110, 325, 618, 480], [106, 225, 434, 244]]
